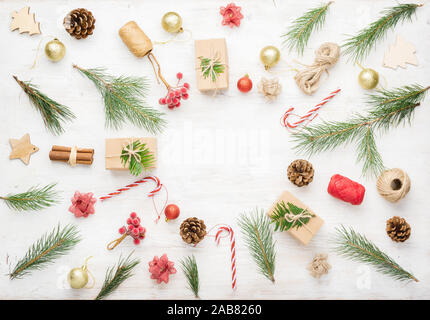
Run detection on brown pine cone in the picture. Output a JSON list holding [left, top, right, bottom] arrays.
[[63, 8, 96, 39], [287, 159, 314, 187], [386, 216, 411, 242], [180, 217, 207, 245]]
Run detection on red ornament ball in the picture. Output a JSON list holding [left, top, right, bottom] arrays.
[[237, 74, 253, 93], [164, 204, 180, 221]]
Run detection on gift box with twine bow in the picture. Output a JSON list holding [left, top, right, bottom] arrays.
[[105, 138, 157, 170]]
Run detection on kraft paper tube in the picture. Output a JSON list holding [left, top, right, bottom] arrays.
[[119, 21, 153, 58]]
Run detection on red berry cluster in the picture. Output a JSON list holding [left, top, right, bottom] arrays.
[[119, 212, 146, 245], [158, 73, 190, 109]]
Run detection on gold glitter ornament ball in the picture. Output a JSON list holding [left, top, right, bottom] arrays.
[[260, 46, 280, 70], [45, 38, 66, 62], [161, 12, 183, 33], [358, 68, 379, 90], [68, 267, 88, 289]]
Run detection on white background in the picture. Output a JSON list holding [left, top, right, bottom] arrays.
[[0, 0, 429, 300]]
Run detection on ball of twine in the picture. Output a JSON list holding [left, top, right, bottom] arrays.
[[376, 168, 410, 203]]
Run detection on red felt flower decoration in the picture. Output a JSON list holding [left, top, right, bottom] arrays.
[[149, 254, 177, 284], [220, 3, 243, 28], [69, 191, 97, 218]]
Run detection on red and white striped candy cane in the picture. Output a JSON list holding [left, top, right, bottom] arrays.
[[215, 225, 237, 290], [281, 88, 341, 130], [99, 176, 162, 201]]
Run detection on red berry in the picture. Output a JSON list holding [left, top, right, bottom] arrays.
[[182, 93, 189, 100], [127, 218, 132, 225], [175, 90, 181, 97], [237, 74, 253, 93], [173, 98, 179, 104], [128, 224, 134, 230], [166, 98, 172, 104], [177, 72, 183, 80], [130, 212, 137, 218], [138, 226, 144, 232], [176, 102, 181, 107], [180, 87, 187, 94], [139, 235, 145, 239], [119, 227, 126, 234], [132, 219, 139, 226], [169, 91, 175, 98], [132, 228, 139, 236], [134, 238, 140, 245], [184, 83, 190, 89], [168, 105, 174, 109]]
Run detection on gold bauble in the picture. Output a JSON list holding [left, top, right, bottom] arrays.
[[45, 38, 66, 62], [67, 267, 89, 289], [161, 12, 183, 33], [358, 68, 379, 90], [260, 46, 281, 70]]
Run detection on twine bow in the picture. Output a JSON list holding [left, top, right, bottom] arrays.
[[284, 208, 315, 235], [121, 140, 141, 164]]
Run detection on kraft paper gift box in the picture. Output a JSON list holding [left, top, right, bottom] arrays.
[[194, 38, 229, 92], [105, 137, 157, 170], [267, 190, 324, 245]]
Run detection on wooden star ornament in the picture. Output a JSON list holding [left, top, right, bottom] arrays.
[[9, 134, 39, 165], [10, 6, 41, 36]]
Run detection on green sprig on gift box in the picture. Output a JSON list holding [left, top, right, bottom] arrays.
[[198, 56, 225, 82], [120, 140, 155, 176], [270, 201, 314, 232]]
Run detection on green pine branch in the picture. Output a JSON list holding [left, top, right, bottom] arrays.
[[95, 253, 140, 300], [282, 1, 333, 56], [292, 84, 429, 177], [13, 76, 75, 135], [238, 209, 276, 282], [332, 225, 418, 283], [120, 140, 155, 176], [342, 3, 422, 63], [198, 56, 225, 82], [73, 65, 166, 134], [270, 201, 314, 232], [10, 224, 81, 279], [0, 183, 59, 212], [180, 255, 200, 298]]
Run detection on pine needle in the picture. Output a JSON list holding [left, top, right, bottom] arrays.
[[10, 224, 81, 279], [0, 183, 59, 212], [292, 84, 429, 177], [238, 209, 276, 282], [198, 56, 225, 82], [73, 65, 166, 134], [120, 140, 155, 176], [332, 225, 418, 283], [342, 3, 422, 63], [180, 255, 200, 298], [282, 2, 333, 56], [270, 201, 314, 232], [95, 253, 140, 300], [13, 76, 75, 135]]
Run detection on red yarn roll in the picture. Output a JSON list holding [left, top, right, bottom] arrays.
[[327, 174, 365, 205]]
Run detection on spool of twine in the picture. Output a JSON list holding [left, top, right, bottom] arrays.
[[119, 21, 153, 58], [376, 168, 410, 203]]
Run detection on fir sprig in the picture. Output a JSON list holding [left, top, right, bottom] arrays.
[[342, 3, 422, 62], [10, 224, 80, 279], [270, 201, 314, 232], [332, 225, 418, 283], [0, 183, 59, 212], [120, 140, 155, 176], [13, 76, 75, 135], [73, 65, 166, 134], [282, 1, 333, 55], [198, 56, 225, 82], [180, 255, 200, 298], [238, 209, 276, 282], [95, 253, 140, 300], [292, 84, 429, 176]]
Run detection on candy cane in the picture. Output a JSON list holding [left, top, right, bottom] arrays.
[[99, 176, 162, 201], [215, 225, 237, 290], [281, 88, 341, 130]]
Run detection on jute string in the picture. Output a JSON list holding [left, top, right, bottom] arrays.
[[376, 168, 411, 203], [105, 139, 141, 166], [68, 146, 78, 167], [284, 208, 314, 235]]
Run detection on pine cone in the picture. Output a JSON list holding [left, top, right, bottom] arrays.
[[386, 216, 411, 242], [180, 217, 207, 245], [63, 8, 96, 39], [287, 159, 314, 187]]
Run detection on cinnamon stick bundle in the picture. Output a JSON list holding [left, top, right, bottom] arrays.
[[49, 145, 94, 165]]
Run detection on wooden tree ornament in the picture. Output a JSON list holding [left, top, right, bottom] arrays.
[[9, 133, 39, 165], [10, 7, 41, 36], [383, 35, 418, 70]]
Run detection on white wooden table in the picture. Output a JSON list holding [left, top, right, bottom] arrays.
[[1, 0, 429, 300]]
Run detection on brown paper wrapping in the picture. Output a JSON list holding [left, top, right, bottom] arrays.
[[105, 138, 157, 170], [267, 191, 324, 245], [194, 38, 229, 92], [49, 145, 94, 165], [119, 21, 153, 58]]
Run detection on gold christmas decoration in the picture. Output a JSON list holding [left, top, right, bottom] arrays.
[[67, 257, 94, 289], [307, 253, 331, 278], [260, 46, 280, 70], [386, 216, 411, 242], [258, 77, 282, 101], [376, 168, 410, 203], [10, 6, 41, 36], [161, 12, 183, 33], [45, 38, 66, 62], [63, 8, 96, 39], [287, 159, 314, 187], [180, 217, 207, 245], [358, 67, 379, 90], [9, 133, 39, 165], [383, 35, 418, 70]]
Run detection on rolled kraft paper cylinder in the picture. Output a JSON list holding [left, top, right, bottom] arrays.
[[119, 21, 153, 58], [327, 174, 365, 205]]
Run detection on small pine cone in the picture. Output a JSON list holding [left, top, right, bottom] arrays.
[[287, 159, 314, 187], [386, 216, 411, 242], [63, 8, 96, 39], [180, 217, 207, 245]]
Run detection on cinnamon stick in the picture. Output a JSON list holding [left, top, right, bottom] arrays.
[[49, 145, 94, 165]]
